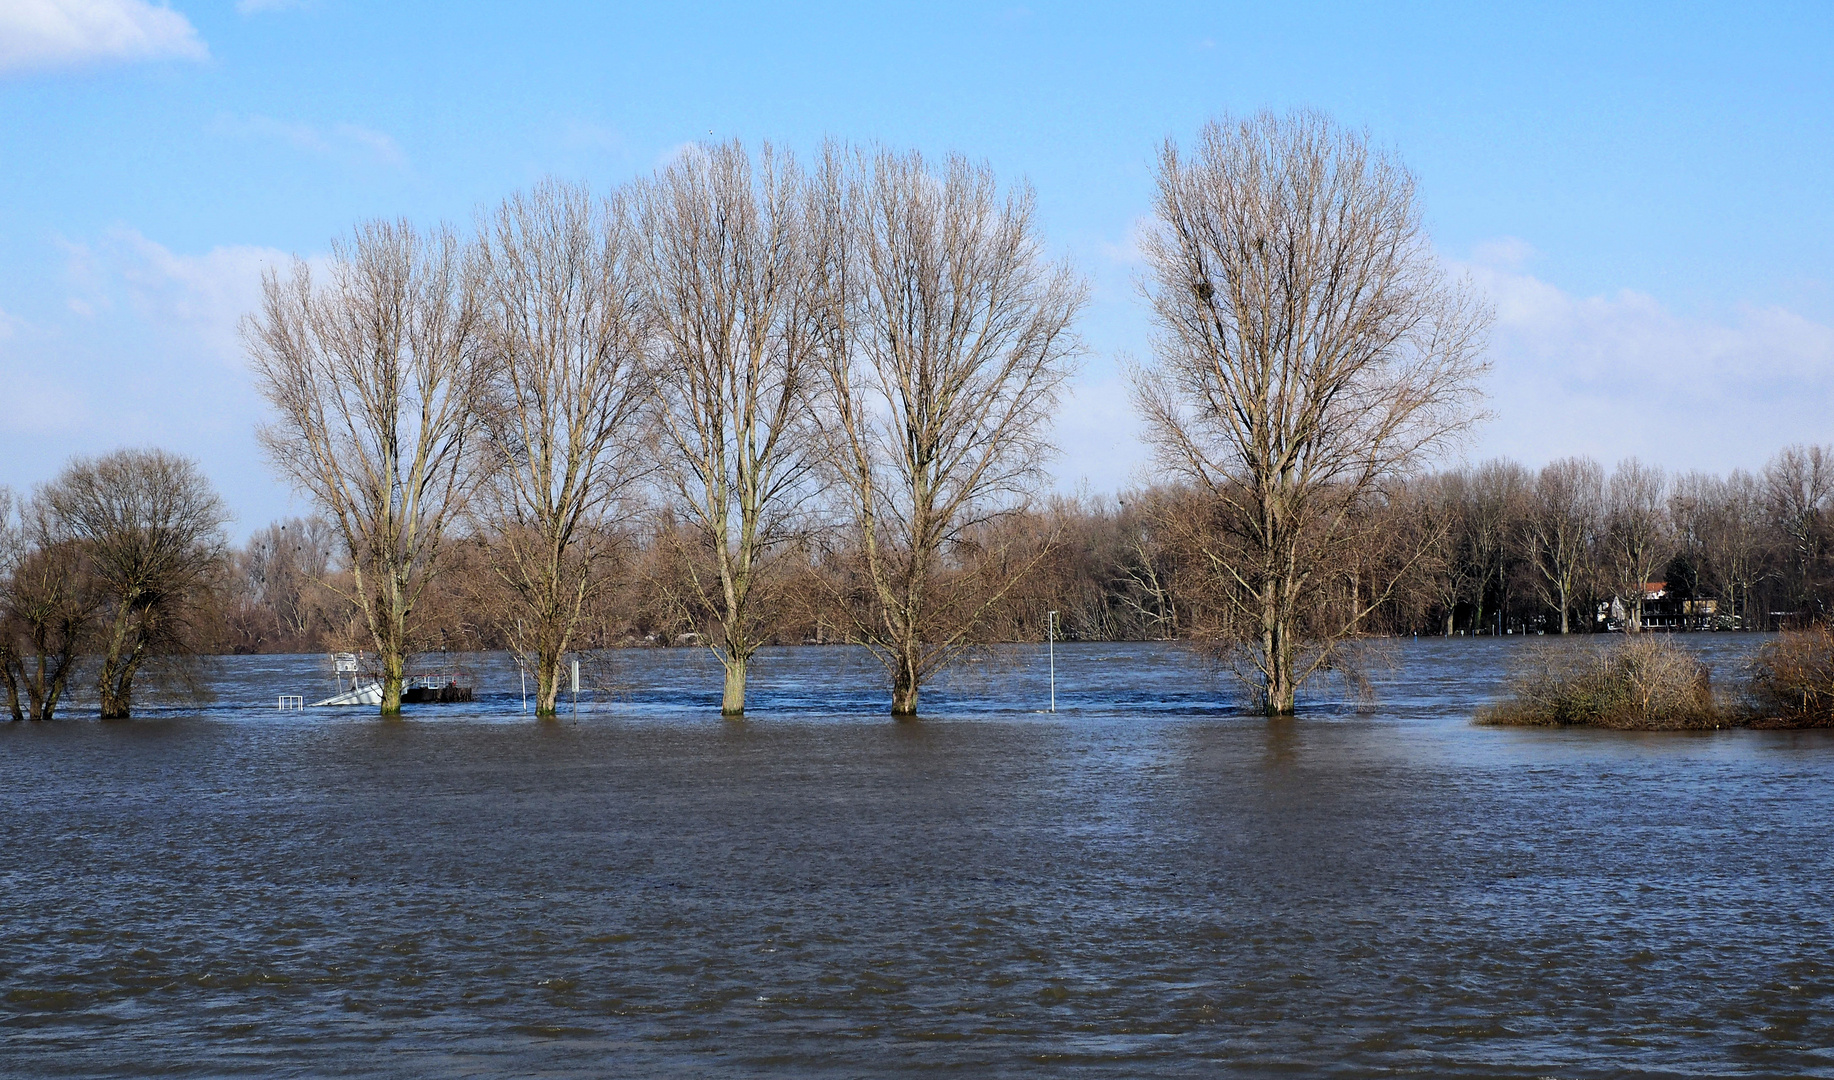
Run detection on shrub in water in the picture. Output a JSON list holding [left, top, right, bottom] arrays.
[[1746, 627, 1834, 728], [1481, 636, 1722, 730]]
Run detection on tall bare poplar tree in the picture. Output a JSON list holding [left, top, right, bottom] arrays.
[[477, 180, 653, 715], [1132, 111, 1489, 713], [1764, 444, 1833, 614], [637, 142, 822, 716], [245, 220, 490, 715], [815, 147, 1084, 717], [1527, 456, 1603, 634]]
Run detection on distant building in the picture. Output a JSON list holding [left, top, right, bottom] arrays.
[[1598, 583, 1730, 631]]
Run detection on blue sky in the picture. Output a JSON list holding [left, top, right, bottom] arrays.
[[3, 1, 1831, 535]]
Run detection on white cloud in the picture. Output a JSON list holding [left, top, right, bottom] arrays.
[[1469, 235, 1536, 270], [0, 0, 207, 74], [1460, 256, 1834, 474], [2, 228, 309, 528], [214, 114, 408, 169], [91, 228, 289, 363]]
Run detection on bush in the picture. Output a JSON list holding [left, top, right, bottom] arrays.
[[1747, 627, 1834, 728], [1480, 636, 1724, 730]]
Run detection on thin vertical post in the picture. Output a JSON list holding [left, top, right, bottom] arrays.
[[1048, 610, 1058, 713], [520, 665, 527, 713], [571, 658, 580, 719]]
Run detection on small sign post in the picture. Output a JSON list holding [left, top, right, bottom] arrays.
[[1048, 610, 1058, 713]]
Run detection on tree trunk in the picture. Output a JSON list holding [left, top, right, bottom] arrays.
[[380, 646, 404, 716], [535, 647, 563, 717], [1, 659, 22, 721], [891, 652, 919, 717], [721, 654, 746, 717], [96, 606, 137, 719], [1262, 584, 1296, 715], [98, 676, 129, 720]]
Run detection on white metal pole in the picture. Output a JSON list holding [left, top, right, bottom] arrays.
[[520, 665, 527, 713], [571, 658, 580, 719], [1048, 610, 1057, 713]]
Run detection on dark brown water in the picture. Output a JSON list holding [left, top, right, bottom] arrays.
[[3, 639, 1831, 1077]]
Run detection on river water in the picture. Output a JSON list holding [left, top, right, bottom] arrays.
[[2, 638, 1830, 1077]]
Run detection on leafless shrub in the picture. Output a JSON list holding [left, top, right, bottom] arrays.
[[1746, 626, 1834, 728], [1480, 636, 1723, 729]]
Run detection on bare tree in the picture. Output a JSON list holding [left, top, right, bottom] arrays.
[[235, 516, 339, 647], [1131, 111, 1489, 712], [245, 220, 491, 715], [36, 450, 228, 718], [636, 142, 823, 716], [1764, 444, 1833, 617], [0, 489, 100, 721], [1602, 458, 1671, 632], [1694, 469, 1768, 627], [1410, 470, 1480, 635], [813, 146, 1085, 716], [1463, 458, 1530, 635], [1527, 456, 1603, 633], [476, 179, 654, 715]]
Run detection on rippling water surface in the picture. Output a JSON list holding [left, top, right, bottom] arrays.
[[3, 638, 1831, 1077]]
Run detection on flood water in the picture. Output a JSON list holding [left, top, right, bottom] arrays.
[[2, 638, 1831, 1077]]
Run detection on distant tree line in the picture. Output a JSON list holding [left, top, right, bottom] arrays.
[[9, 113, 1825, 721]]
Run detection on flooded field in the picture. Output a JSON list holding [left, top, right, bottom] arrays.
[[2, 638, 1831, 1077]]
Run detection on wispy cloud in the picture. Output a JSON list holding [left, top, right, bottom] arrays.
[[653, 141, 701, 170], [1099, 216, 1152, 267], [1459, 248, 1834, 473], [61, 227, 292, 363], [0, 0, 207, 75], [213, 114, 408, 170]]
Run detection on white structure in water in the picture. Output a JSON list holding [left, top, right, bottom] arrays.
[[311, 653, 382, 707]]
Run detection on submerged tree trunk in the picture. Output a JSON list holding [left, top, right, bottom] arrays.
[[96, 604, 146, 720], [380, 645, 405, 716], [891, 651, 919, 717], [535, 646, 565, 717], [721, 655, 747, 716], [1261, 585, 1297, 715], [1, 655, 22, 721]]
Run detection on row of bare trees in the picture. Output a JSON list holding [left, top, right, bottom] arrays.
[[42, 112, 1815, 721], [1399, 447, 1834, 636], [245, 140, 1083, 717]]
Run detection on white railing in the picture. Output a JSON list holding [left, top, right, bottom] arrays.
[[277, 695, 304, 710]]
